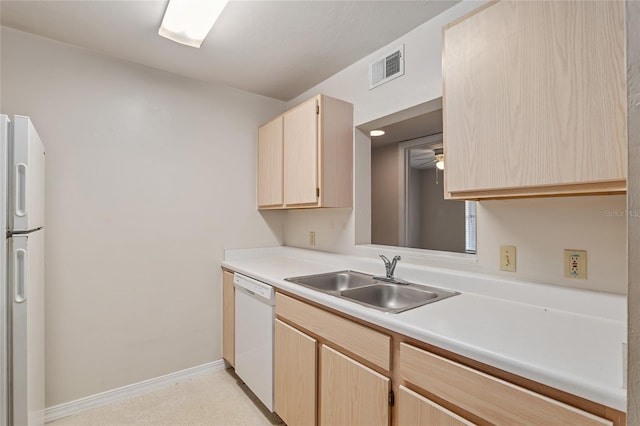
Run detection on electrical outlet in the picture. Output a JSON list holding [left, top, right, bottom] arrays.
[[500, 245, 516, 272], [564, 249, 587, 279], [309, 231, 316, 247]]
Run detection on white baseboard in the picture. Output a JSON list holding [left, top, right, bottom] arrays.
[[45, 359, 227, 423]]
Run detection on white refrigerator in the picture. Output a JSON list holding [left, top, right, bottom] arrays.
[[0, 115, 45, 426]]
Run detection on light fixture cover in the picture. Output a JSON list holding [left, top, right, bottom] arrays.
[[159, 0, 229, 48], [435, 154, 445, 170], [370, 130, 385, 137]]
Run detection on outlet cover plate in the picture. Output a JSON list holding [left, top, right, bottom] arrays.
[[500, 245, 516, 272], [564, 249, 587, 279]]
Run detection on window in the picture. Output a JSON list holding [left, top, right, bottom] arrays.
[[465, 201, 477, 253]]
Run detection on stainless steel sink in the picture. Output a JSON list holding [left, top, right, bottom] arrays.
[[285, 271, 459, 313], [285, 270, 375, 292]]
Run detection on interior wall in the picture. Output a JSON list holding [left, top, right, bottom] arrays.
[[419, 169, 465, 252], [0, 27, 286, 406], [370, 144, 399, 246], [281, 0, 627, 295], [406, 166, 421, 248], [627, 0, 639, 421]]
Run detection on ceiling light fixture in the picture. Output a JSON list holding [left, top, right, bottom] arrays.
[[159, 0, 229, 48], [370, 130, 385, 137], [435, 154, 445, 170]]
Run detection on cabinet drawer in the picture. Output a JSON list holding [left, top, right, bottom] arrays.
[[397, 385, 475, 426], [276, 292, 390, 371], [399, 343, 611, 426]]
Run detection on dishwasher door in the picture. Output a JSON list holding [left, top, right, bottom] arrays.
[[233, 273, 275, 411]]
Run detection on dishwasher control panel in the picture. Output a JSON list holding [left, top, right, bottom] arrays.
[[233, 273, 275, 303]]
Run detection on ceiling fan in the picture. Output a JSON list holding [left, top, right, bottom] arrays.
[[410, 147, 444, 170]]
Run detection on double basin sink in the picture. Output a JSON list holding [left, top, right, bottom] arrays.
[[285, 270, 459, 314]]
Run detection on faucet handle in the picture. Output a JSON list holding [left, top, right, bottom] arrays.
[[379, 254, 390, 266]]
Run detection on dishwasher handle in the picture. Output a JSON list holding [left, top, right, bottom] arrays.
[[233, 273, 275, 305]]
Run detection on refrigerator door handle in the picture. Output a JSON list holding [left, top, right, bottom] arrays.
[[14, 248, 27, 303], [15, 162, 27, 217]]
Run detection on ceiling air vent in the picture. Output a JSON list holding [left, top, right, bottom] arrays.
[[369, 45, 405, 89]]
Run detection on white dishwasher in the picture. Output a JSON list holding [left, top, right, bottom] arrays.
[[233, 273, 275, 411]]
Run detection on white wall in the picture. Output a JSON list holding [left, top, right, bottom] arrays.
[[419, 169, 465, 252], [371, 144, 399, 246], [1, 27, 286, 406], [626, 1, 639, 421], [282, 0, 627, 295]]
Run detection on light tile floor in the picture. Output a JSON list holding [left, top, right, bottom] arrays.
[[48, 368, 284, 426]]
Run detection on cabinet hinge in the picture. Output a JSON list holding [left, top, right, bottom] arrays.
[[388, 390, 394, 406], [316, 187, 320, 197]]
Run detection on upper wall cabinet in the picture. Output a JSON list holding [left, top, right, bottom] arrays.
[[258, 95, 354, 209], [442, 0, 627, 199]]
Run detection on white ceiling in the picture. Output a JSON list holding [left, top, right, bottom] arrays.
[[0, 0, 458, 101]]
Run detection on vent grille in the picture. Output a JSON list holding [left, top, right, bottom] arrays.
[[369, 45, 405, 89]]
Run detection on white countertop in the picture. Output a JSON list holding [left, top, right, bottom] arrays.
[[222, 246, 627, 412]]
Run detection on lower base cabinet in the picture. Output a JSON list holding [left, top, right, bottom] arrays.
[[397, 386, 475, 426], [399, 343, 613, 426], [274, 319, 317, 426], [264, 290, 624, 426], [222, 270, 235, 366], [320, 344, 390, 426]]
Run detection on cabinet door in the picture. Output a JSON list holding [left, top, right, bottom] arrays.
[[222, 271, 235, 366], [443, 1, 626, 198], [397, 386, 475, 426], [258, 116, 283, 208], [275, 319, 317, 426], [284, 97, 319, 206], [399, 343, 612, 426], [320, 344, 389, 426]]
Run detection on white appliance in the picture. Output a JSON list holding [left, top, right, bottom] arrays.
[[233, 273, 275, 411], [0, 115, 45, 426]]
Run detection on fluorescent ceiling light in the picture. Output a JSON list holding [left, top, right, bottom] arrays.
[[159, 0, 229, 48], [370, 130, 385, 137]]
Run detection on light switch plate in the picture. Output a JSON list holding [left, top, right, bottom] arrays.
[[564, 249, 587, 279], [500, 245, 516, 272]]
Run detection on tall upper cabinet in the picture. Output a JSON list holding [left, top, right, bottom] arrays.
[[258, 95, 353, 209], [442, 0, 627, 199]]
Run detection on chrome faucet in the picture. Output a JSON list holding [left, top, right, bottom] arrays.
[[379, 255, 401, 281]]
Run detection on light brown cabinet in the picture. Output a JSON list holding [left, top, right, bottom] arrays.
[[257, 94, 353, 209], [442, 0, 626, 199], [274, 319, 317, 426], [221, 270, 235, 366], [275, 292, 391, 426], [257, 116, 284, 207], [397, 386, 474, 426], [320, 344, 390, 426], [399, 342, 613, 425]]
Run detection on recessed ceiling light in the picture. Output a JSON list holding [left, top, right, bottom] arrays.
[[159, 0, 229, 48], [370, 130, 385, 137]]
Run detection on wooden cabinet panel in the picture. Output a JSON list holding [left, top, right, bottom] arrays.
[[258, 94, 352, 209], [317, 95, 353, 208], [443, 0, 626, 198], [275, 319, 317, 426], [222, 270, 234, 366], [399, 343, 612, 426], [258, 116, 283, 207], [276, 293, 390, 372], [284, 97, 319, 206], [397, 386, 475, 426], [320, 344, 389, 426]]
